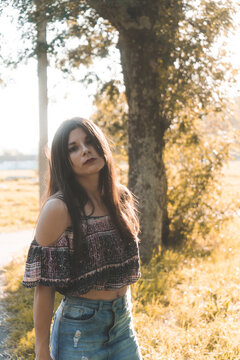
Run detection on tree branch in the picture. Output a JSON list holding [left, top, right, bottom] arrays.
[[86, 0, 121, 25], [85, 0, 154, 31]]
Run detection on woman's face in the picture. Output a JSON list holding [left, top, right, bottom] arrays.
[[68, 127, 105, 180]]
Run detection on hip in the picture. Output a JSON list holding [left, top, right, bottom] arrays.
[[50, 291, 142, 360]]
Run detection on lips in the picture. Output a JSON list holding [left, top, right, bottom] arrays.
[[84, 157, 96, 165]]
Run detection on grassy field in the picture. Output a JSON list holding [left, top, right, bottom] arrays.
[[0, 161, 238, 233], [0, 170, 38, 232], [1, 161, 240, 359], [132, 218, 240, 359]]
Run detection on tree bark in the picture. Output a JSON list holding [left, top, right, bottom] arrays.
[[36, 0, 48, 204], [119, 31, 169, 260], [86, 1, 170, 260]]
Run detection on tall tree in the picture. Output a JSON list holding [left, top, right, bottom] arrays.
[[2, 0, 236, 259], [83, 0, 235, 259], [35, 0, 48, 203], [0, 0, 49, 202], [86, 1, 172, 258]]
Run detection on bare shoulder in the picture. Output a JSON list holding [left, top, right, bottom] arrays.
[[35, 198, 71, 246]]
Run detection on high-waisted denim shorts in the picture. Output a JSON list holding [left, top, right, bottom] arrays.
[[50, 292, 142, 360]]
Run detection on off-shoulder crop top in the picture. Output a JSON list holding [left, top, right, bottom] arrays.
[[22, 214, 141, 296]]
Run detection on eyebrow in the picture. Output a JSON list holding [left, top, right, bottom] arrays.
[[68, 134, 90, 147]]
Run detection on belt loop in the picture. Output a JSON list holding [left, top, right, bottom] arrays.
[[98, 300, 103, 312]]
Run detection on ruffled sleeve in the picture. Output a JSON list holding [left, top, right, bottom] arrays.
[[22, 234, 73, 290]]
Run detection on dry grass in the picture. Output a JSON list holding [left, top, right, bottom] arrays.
[[1, 161, 240, 359], [222, 160, 240, 197], [132, 219, 240, 359], [4, 220, 240, 360], [0, 170, 39, 232], [130, 160, 240, 359]]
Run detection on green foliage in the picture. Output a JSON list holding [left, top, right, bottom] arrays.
[[90, 81, 129, 184], [132, 247, 186, 307], [1, 0, 117, 83], [91, 83, 235, 246], [3, 0, 236, 96], [53, 15, 116, 75], [91, 81, 128, 155], [164, 109, 234, 245], [149, 0, 237, 132]]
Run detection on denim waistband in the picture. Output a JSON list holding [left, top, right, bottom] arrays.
[[62, 292, 130, 311]]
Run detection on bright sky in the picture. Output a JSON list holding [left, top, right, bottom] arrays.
[[0, 61, 97, 154], [0, 6, 121, 155], [0, 4, 240, 155], [0, 52, 120, 154]]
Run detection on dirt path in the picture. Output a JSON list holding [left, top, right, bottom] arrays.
[[0, 229, 33, 358], [0, 229, 34, 268], [0, 272, 12, 359]]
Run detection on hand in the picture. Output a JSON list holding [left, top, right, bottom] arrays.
[[35, 351, 53, 360]]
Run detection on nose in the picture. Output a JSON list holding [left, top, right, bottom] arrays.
[[81, 144, 90, 155]]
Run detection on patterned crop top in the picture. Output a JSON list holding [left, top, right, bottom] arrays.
[[22, 214, 141, 296]]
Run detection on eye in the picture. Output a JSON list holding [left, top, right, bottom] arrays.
[[68, 145, 78, 153]]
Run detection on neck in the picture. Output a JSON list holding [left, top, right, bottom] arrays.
[[77, 173, 102, 205]]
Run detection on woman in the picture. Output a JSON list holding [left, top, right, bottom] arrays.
[[22, 117, 142, 360]]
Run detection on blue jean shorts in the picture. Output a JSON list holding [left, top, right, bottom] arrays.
[[50, 292, 142, 360]]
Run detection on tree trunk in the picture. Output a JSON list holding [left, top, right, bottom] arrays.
[[118, 31, 169, 261], [36, 0, 48, 204], [86, 1, 170, 260]]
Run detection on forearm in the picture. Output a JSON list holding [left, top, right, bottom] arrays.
[[33, 285, 55, 356]]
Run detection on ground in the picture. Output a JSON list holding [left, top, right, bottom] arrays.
[[0, 161, 239, 359], [0, 230, 33, 358]]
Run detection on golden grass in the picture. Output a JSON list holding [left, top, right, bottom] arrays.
[[222, 160, 240, 197], [131, 219, 240, 359], [0, 170, 39, 233], [132, 160, 240, 359], [0, 170, 37, 180], [2, 256, 62, 360], [4, 219, 240, 359], [1, 160, 240, 359]]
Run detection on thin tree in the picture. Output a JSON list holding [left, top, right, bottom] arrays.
[[35, 0, 48, 203]]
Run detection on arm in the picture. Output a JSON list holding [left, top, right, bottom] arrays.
[[33, 198, 71, 359], [34, 285, 55, 360]]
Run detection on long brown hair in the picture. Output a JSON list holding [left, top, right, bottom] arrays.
[[45, 117, 140, 266]]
